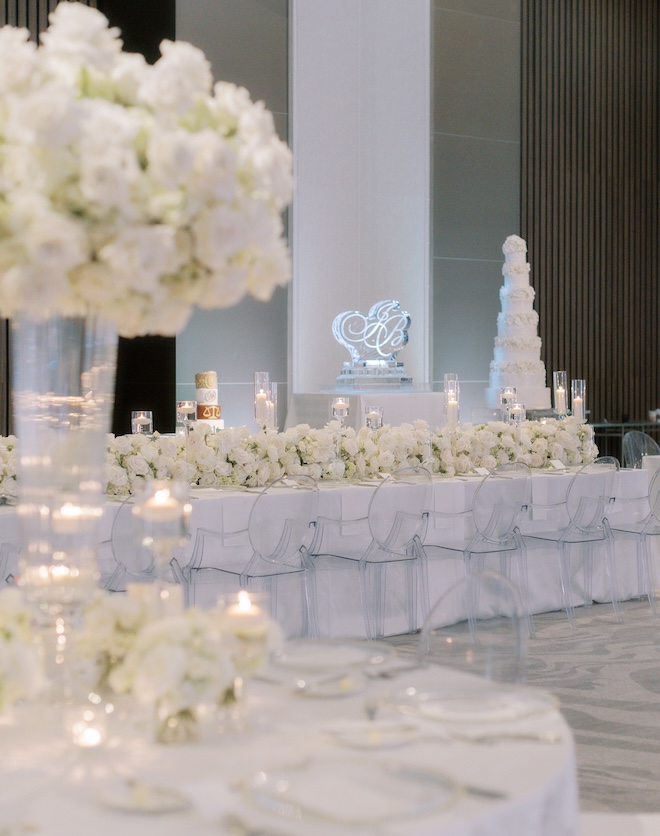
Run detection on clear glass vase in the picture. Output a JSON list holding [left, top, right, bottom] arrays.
[[11, 315, 117, 694]]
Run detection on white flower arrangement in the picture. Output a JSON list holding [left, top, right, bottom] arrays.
[[77, 591, 157, 690], [0, 417, 599, 497], [0, 3, 292, 336], [107, 607, 234, 708], [0, 588, 45, 711]]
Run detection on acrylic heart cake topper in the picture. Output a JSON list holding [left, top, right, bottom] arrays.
[[332, 300, 411, 364]]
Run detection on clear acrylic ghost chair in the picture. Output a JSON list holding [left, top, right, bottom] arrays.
[[313, 466, 431, 640], [608, 467, 660, 615], [362, 466, 432, 639], [522, 456, 621, 628], [185, 506, 252, 609], [424, 462, 533, 636], [103, 497, 188, 599], [188, 475, 319, 638], [418, 570, 527, 684], [622, 431, 660, 469]]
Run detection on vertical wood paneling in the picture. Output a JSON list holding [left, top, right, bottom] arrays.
[[522, 0, 660, 424], [1, 0, 95, 40]]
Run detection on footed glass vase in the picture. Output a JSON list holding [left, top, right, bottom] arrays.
[[11, 316, 117, 632]]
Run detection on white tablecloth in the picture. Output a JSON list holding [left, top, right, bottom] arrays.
[[0, 468, 649, 639], [0, 663, 579, 836]]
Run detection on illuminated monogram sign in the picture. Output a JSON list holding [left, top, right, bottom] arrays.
[[332, 300, 412, 389], [332, 300, 410, 363]]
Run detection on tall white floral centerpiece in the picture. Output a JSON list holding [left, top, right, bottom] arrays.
[[0, 4, 292, 625]]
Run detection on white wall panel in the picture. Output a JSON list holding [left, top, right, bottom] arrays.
[[290, 0, 431, 393]]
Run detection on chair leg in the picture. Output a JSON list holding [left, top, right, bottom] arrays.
[[603, 533, 623, 624], [412, 538, 430, 626], [646, 537, 659, 615], [302, 566, 320, 638], [359, 560, 385, 640], [512, 551, 535, 637], [634, 535, 658, 615], [576, 544, 594, 608], [558, 543, 577, 628], [405, 559, 418, 635]]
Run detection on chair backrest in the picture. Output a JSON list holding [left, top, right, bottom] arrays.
[[566, 456, 619, 530], [622, 431, 660, 469], [110, 494, 190, 581], [248, 475, 318, 564], [111, 498, 159, 577], [367, 466, 431, 551], [418, 570, 527, 683], [472, 462, 532, 543]]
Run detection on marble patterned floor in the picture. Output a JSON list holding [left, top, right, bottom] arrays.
[[382, 599, 660, 814]]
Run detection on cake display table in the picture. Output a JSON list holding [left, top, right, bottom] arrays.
[[285, 391, 446, 431]]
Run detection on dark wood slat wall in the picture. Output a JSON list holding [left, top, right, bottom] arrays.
[[1, 0, 96, 38], [522, 0, 660, 424]]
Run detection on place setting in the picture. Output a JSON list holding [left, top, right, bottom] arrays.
[[256, 638, 396, 698]]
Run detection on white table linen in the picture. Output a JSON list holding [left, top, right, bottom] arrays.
[[0, 664, 578, 836], [0, 469, 649, 638]]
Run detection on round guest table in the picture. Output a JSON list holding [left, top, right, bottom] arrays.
[[0, 659, 578, 835]]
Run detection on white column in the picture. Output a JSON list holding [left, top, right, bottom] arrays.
[[290, 0, 431, 393]]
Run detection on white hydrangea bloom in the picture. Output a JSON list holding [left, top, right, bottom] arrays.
[[0, 3, 292, 336]]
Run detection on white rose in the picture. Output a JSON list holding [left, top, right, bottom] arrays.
[[124, 454, 150, 476]]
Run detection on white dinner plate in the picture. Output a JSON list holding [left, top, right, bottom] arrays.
[[98, 782, 191, 815], [390, 686, 558, 724], [244, 757, 459, 825], [324, 718, 422, 749], [272, 639, 394, 672]]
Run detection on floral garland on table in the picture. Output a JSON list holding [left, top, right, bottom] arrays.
[[102, 417, 597, 496], [0, 3, 292, 335], [0, 418, 598, 498]]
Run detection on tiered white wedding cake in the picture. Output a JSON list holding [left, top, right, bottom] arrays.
[[485, 235, 551, 410]]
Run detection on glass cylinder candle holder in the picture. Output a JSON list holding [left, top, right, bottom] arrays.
[[131, 410, 153, 435], [444, 372, 460, 400], [176, 400, 196, 430], [364, 405, 384, 430], [134, 480, 192, 580], [553, 371, 568, 418], [331, 396, 350, 428], [446, 394, 460, 428], [510, 402, 526, 423], [499, 387, 517, 423], [571, 379, 586, 423], [254, 372, 270, 428], [266, 382, 278, 431]]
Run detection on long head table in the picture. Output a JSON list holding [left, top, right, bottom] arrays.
[[0, 468, 649, 639]]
